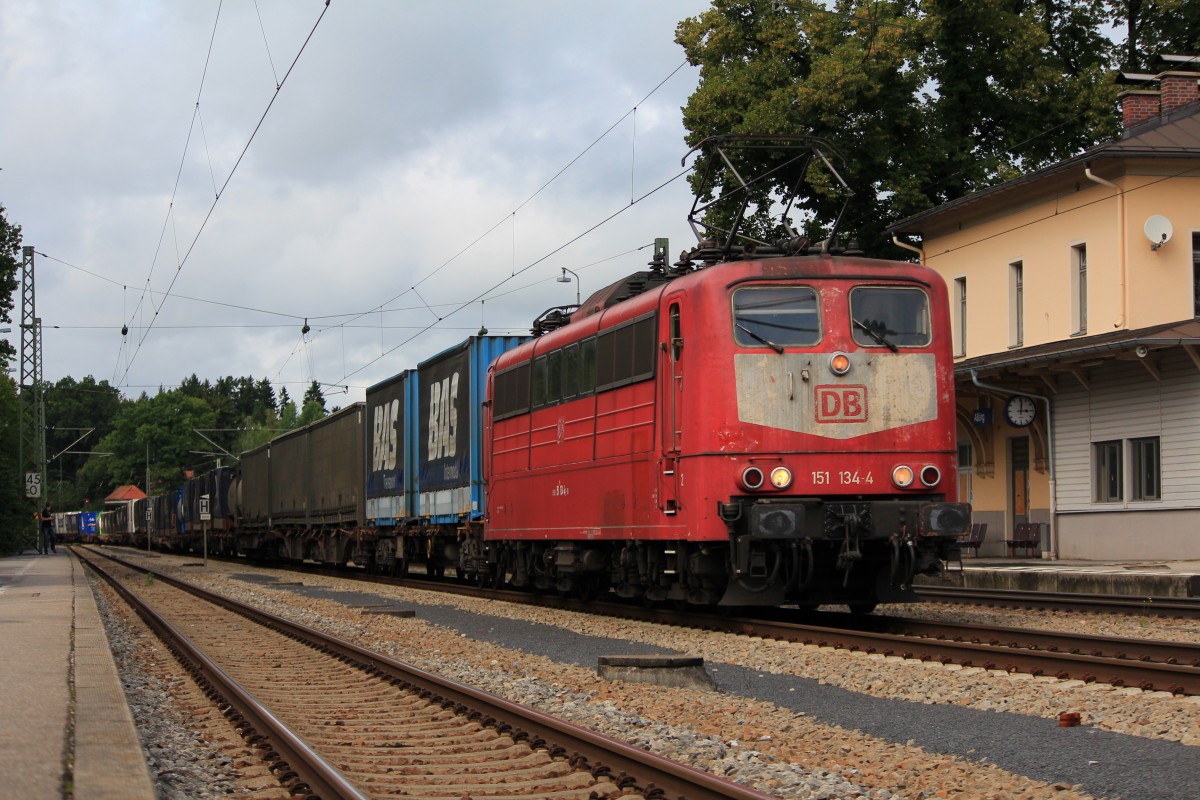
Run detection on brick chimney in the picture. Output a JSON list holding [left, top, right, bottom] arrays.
[[1118, 55, 1200, 129], [1119, 87, 1158, 127], [1160, 71, 1199, 112]]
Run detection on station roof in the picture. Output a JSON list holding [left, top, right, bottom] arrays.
[[954, 319, 1200, 382], [104, 485, 147, 503], [890, 100, 1200, 235]]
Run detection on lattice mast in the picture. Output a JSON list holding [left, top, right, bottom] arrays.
[[18, 245, 46, 515]]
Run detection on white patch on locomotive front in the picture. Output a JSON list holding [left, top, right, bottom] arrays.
[[733, 351, 937, 438]]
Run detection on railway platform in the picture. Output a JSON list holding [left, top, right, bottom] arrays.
[[0, 549, 155, 800], [923, 556, 1200, 597]]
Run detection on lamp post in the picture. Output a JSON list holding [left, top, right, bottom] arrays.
[[557, 267, 580, 306]]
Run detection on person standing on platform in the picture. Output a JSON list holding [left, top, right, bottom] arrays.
[[39, 503, 56, 554]]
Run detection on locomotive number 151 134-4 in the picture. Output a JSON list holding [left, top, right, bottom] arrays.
[[811, 470, 874, 486]]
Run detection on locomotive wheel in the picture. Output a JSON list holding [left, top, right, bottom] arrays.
[[482, 551, 509, 589], [574, 575, 604, 602], [479, 566, 502, 589], [848, 602, 877, 615]]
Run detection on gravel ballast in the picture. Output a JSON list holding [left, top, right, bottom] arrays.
[[94, 550, 1200, 799]]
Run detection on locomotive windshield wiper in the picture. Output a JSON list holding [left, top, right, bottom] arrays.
[[853, 318, 898, 352], [736, 322, 784, 353]]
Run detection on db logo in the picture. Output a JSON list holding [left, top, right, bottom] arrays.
[[815, 385, 868, 423]]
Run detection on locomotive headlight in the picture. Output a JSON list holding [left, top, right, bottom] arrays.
[[891, 465, 915, 488], [741, 466, 765, 490], [829, 352, 852, 375], [920, 465, 941, 487], [769, 466, 793, 489]]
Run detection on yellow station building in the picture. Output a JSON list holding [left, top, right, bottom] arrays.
[[890, 55, 1200, 561]]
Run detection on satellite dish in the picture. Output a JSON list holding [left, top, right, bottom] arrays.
[[1144, 215, 1173, 250]]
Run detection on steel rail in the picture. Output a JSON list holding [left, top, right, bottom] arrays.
[[108, 547, 1200, 694], [849, 615, 1200, 668], [389, 580, 1200, 695], [916, 585, 1200, 619], [77, 550, 367, 800], [697, 616, 1200, 695], [83, 547, 782, 800]]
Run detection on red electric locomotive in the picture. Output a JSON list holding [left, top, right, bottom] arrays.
[[478, 137, 969, 610]]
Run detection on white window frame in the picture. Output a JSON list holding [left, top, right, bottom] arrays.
[[1070, 243, 1087, 335], [1130, 436, 1161, 501], [1093, 440, 1123, 503], [1192, 231, 1199, 319], [1008, 260, 1023, 348], [953, 276, 967, 357]]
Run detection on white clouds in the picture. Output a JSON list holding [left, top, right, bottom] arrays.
[[1, 0, 709, 401]]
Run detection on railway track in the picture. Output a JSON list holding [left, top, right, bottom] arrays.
[[525, 597, 1200, 696], [108, 547, 1200, 696], [915, 585, 1200, 619], [691, 610, 1200, 696], [77, 547, 780, 800]]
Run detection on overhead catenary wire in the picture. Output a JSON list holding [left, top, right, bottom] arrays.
[[40, 244, 634, 329], [331, 60, 691, 337], [51, 5, 1187, 398], [117, 0, 332, 388], [339, 166, 691, 383], [124, 1, 226, 336], [43, 53, 693, 394]]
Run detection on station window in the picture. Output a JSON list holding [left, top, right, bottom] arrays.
[[1131, 437, 1160, 501], [1009, 261, 1023, 347], [1093, 440, 1123, 502], [954, 277, 967, 356], [1193, 232, 1200, 318], [1072, 244, 1087, 334], [849, 286, 931, 348]]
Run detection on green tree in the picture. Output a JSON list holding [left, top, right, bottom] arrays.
[[0, 376, 32, 555], [1114, 0, 1200, 69], [675, 0, 1118, 256], [0, 204, 21, 371], [254, 377, 277, 418], [299, 380, 327, 426], [231, 409, 285, 455], [0, 206, 30, 552], [278, 386, 299, 429], [44, 376, 123, 508], [79, 389, 217, 499]]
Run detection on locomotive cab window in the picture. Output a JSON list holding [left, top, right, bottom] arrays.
[[731, 286, 820, 349], [849, 287, 931, 348]]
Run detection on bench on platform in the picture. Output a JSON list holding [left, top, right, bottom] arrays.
[[955, 523, 987, 569], [1005, 522, 1042, 557]]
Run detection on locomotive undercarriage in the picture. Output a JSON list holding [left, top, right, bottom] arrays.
[[221, 495, 965, 614], [457, 538, 731, 606], [395, 496, 968, 611], [717, 496, 968, 608]]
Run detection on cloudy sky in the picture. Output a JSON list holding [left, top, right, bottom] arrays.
[[1, 0, 711, 405]]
